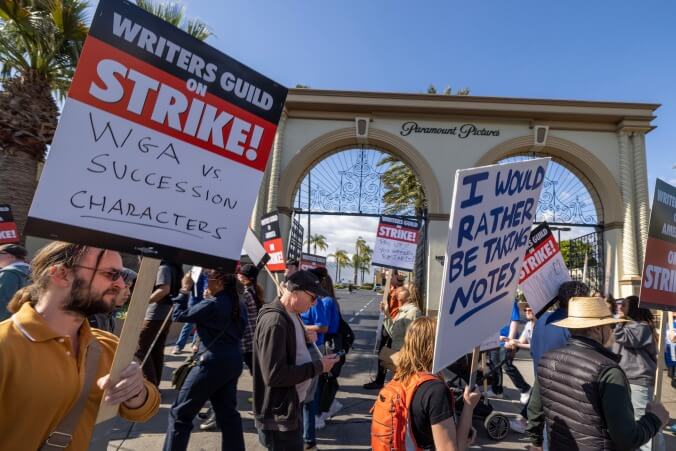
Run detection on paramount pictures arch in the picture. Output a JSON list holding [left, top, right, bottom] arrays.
[[252, 89, 657, 313]]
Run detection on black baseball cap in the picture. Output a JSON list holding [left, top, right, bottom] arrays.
[[0, 243, 27, 259], [286, 270, 330, 297]]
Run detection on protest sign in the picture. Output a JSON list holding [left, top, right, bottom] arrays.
[[242, 228, 270, 267], [640, 179, 676, 401], [300, 253, 327, 270], [287, 215, 304, 262], [25, 0, 288, 271], [0, 205, 20, 244], [371, 215, 420, 271], [518, 223, 571, 315], [640, 179, 676, 311], [261, 212, 286, 272], [432, 158, 549, 373]]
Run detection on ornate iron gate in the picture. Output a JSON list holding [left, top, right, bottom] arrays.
[[559, 229, 605, 294]]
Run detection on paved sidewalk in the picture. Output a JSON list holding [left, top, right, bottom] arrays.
[[92, 290, 676, 450]]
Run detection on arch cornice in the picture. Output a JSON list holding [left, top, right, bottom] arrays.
[[277, 127, 443, 214], [476, 135, 623, 225]]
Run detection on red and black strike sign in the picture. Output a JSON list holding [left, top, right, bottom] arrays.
[[519, 223, 560, 282], [640, 179, 676, 311], [261, 212, 286, 272], [0, 205, 20, 244], [26, 0, 288, 270], [300, 253, 327, 270], [372, 216, 421, 271]]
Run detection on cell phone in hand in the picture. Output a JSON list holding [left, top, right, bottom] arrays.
[[334, 350, 346, 358]]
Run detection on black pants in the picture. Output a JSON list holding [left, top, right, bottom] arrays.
[[243, 351, 253, 376], [488, 347, 530, 394], [163, 351, 244, 451], [135, 319, 172, 386], [318, 334, 345, 412], [258, 428, 303, 451], [375, 327, 392, 385]]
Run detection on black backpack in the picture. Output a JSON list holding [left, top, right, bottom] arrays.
[[337, 313, 355, 354]]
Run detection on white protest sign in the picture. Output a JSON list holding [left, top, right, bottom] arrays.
[[242, 228, 269, 267], [518, 223, 571, 315], [25, 0, 287, 270], [371, 216, 421, 271], [432, 158, 549, 373]]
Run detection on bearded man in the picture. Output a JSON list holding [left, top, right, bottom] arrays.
[[0, 242, 160, 450]]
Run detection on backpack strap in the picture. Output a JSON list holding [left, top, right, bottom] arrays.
[[40, 338, 102, 450], [403, 373, 443, 451]]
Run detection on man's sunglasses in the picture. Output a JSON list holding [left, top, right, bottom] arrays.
[[72, 265, 124, 282]]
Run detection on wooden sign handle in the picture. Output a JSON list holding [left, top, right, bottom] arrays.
[[381, 270, 392, 313], [468, 346, 481, 390], [96, 257, 160, 423], [653, 310, 669, 401], [264, 265, 283, 296]]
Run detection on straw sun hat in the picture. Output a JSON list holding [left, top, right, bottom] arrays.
[[553, 297, 628, 329]]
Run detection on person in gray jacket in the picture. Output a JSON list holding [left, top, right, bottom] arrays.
[[0, 244, 30, 321], [253, 270, 339, 451], [614, 295, 665, 451]]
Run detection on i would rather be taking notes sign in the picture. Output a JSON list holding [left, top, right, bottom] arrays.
[[432, 158, 549, 373], [26, 0, 287, 269]]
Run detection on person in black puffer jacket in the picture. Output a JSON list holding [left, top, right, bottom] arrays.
[[527, 296, 669, 451]]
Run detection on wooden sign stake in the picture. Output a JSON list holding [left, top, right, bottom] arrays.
[[468, 346, 481, 390], [264, 265, 283, 296], [96, 257, 160, 423], [653, 310, 669, 401]]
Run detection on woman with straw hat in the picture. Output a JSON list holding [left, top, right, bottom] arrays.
[[526, 296, 669, 451]]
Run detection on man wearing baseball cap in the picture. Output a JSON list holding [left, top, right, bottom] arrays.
[[526, 296, 669, 451], [0, 243, 30, 321], [253, 270, 339, 450]]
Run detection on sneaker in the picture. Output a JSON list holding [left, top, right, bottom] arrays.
[[327, 400, 343, 418], [304, 442, 317, 450], [315, 412, 328, 430], [172, 347, 183, 355], [199, 413, 218, 431], [362, 381, 384, 390], [510, 417, 527, 434], [520, 388, 532, 405], [486, 389, 504, 399]]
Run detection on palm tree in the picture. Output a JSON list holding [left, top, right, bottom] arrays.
[[329, 249, 349, 281], [136, 0, 211, 41], [353, 236, 367, 285], [305, 233, 328, 255], [359, 244, 373, 284], [0, 0, 89, 241], [377, 155, 427, 216]]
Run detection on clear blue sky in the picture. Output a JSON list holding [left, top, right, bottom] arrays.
[[88, 0, 675, 188]]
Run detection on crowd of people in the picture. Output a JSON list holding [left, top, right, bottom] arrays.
[[0, 241, 674, 451]]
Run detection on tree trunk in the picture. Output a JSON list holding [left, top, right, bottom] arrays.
[[0, 76, 57, 243], [0, 149, 38, 244]]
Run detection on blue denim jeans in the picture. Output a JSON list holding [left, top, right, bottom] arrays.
[[303, 379, 323, 444], [630, 383, 665, 451]]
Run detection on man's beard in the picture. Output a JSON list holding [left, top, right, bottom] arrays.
[[63, 276, 120, 316]]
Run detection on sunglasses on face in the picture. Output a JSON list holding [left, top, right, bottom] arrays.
[[72, 265, 124, 281]]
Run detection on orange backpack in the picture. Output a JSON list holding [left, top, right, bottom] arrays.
[[370, 372, 441, 451]]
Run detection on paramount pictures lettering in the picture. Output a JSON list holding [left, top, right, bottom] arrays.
[[400, 121, 500, 138]]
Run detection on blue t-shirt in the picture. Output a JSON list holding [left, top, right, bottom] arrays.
[[300, 299, 328, 346], [498, 301, 521, 347], [530, 308, 571, 370], [321, 296, 340, 335]]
